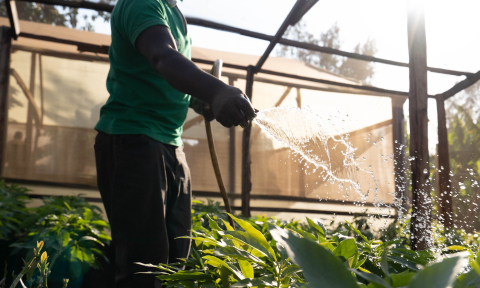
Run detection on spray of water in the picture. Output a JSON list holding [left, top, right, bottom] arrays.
[[253, 107, 378, 203]]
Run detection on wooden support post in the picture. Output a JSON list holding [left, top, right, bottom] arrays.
[[242, 66, 255, 217], [391, 97, 408, 211], [228, 77, 237, 205], [436, 96, 453, 229], [296, 88, 305, 197], [24, 53, 36, 177], [0, 27, 12, 176], [407, 0, 432, 250]]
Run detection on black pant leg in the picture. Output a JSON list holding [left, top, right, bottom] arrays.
[[96, 133, 169, 288], [94, 132, 116, 288]]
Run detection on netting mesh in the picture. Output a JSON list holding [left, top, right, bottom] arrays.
[[2, 48, 395, 205]]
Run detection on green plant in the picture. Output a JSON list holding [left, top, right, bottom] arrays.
[[138, 205, 480, 288]]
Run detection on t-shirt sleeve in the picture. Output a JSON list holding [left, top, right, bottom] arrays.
[[121, 0, 170, 47]]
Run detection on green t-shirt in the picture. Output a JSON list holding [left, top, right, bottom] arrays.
[[95, 0, 191, 146]]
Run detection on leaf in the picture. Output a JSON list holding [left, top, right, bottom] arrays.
[[391, 271, 416, 287], [90, 220, 109, 227], [230, 276, 277, 287], [157, 271, 212, 281], [282, 265, 302, 277], [221, 219, 235, 231], [62, 231, 70, 247], [381, 248, 390, 281], [78, 235, 104, 246], [408, 252, 469, 288], [447, 246, 468, 251], [306, 217, 326, 236], [387, 256, 419, 271], [203, 256, 244, 280], [270, 227, 359, 288], [345, 220, 369, 243], [333, 238, 358, 266], [221, 231, 270, 259], [227, 213, 276, 261], [213, 246, 265, 264], [83, 208, 92, 221], [352, 269, 392, 288], [238, 260, 254, 279]]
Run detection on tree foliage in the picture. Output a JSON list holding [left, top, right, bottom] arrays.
[[277, 22, 378, 83], [0, 1, 114, 31]]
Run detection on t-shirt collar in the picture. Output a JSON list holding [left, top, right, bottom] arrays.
[[166, 0, 177, 7]]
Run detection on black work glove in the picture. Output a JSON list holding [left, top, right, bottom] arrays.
[[211, 86, 257, 128], [189, 97, 215, 122]]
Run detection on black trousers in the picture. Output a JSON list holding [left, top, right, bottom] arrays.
[[94, 132, 192, 288]]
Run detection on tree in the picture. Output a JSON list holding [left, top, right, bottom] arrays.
[[277, 21, 377, 83], [0, 1, 113, 31]]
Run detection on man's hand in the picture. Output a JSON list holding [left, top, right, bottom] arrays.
[[210, 86, 256, 128]]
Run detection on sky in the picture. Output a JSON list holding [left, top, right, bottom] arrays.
[[81, 0, 480, 151]]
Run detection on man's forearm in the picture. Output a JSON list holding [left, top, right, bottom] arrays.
[[153, 48, 228, 104]]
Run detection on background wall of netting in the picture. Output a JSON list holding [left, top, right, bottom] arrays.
[[2, 49, 395, 205]]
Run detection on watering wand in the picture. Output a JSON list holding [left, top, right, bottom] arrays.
[[206, 59, 236, 229]]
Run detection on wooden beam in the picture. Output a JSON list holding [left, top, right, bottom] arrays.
[[0, 27, 12, 176], [435, 70, 480, 100], [6, 0, 20, 40], [436, 98, 453, 228], [391, 98, 408, 211], [12, 0, 473, 77], [407, 0, 432, 251], [255, 0, 318, 72], [241, 66, 255, 217], [12, 44, 109, 63], [10, 68, 42, 130]]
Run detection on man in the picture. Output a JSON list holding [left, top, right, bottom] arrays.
[[93, 0, 256, 287]]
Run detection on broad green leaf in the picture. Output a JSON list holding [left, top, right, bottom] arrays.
[[282, 265, 302, 277], [447, 246, 468, 251], [221, 231, 270, 259], [333, 238, 358, 266], [227, 213, 276, 261], [203, 255, 245, 280], [306, 217, 326, 236], [408, 252, 469, 288], [381, 248, 390, 282], [288, 228, 317, 241], [157, 271, 212, 281], [221, 219, 235, 231], [62, 231, 70, 247], [345, 220, 369, 243], [213, 246, 265, 265], [230, 275, 277, 287], [387, 256, 419, 271], [238, 260, 254, 278], [83, 208, 92, 221], [90, 220, 109, 227], [78, 235, 104, 246], [270, 227, 359, 288], [352, 269, 392, 288], [453, 269, 480, 288], [207, 215, 222, 231], [391, 271, 416, 287], [221, 265, 232, 288]]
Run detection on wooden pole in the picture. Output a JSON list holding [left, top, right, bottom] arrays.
[[407, 0, 432, 250], [241, 66, 255, 217], [228, 77, 236, 196], [296, 88, 305, 197], [436, 96, 453, 228], [24, 53, 36, 177], [391, 97, 408, 211], [0, 27, 12, 176]]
